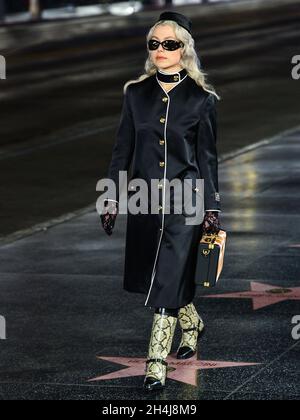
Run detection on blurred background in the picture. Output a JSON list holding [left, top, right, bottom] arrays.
[[0, 0, 299, 238]]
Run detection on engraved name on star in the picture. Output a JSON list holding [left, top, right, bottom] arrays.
[[88, 353, 259, 386], [202, 281, 300, 310]]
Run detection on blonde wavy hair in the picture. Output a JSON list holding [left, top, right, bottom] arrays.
[[123, 20, 221, 101]]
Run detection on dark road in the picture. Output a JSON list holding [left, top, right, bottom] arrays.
[[0, 1, 300, 401], [1, 0, 300, 237]]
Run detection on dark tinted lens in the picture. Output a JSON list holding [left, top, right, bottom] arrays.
[[148, 40, 159, 50], [162, 40, 181, 51]]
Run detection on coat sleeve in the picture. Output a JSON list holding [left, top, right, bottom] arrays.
[[196, 93, 221, 212], [104, 86, 136, 203]]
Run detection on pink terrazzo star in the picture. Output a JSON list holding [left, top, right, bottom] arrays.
[[88, 353, 259, 386], [203, 281, 300, 310]]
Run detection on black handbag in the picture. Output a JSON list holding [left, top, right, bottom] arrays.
[[195, 229, 227, 288]]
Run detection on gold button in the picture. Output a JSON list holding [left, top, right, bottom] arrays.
[[160, 117, 166, 124], [159, 161, 165, 167], [173, 75, 179, 81], [159, 139, 165, 145], [162, 97, 168, 103]]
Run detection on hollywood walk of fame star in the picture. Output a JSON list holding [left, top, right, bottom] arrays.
[[88, 353, 259, 386], [202, 281, 300, 310]]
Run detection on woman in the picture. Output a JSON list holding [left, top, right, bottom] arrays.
[[100, 11, 222, 391]]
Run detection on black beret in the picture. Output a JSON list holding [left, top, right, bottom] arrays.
[[156, 11, 192, 35]]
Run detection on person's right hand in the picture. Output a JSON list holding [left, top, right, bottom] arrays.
[[100, 200, 119, 236]]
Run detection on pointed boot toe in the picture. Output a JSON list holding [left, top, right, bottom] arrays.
[[143, 376, 164, 391], [144, 310, 178, 391], [176, 346, 196, 360], [177, 303, 205, 360]]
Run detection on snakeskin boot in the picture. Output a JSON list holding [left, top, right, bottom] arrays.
[[176, 302, 205, 359], [143, 308, 178, 391]]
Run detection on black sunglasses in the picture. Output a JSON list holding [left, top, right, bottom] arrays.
[[148, 39, 184, 51]]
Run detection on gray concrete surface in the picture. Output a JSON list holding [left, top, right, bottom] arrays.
[[0, 126, 299, 400], [0, 0, 299, 239]]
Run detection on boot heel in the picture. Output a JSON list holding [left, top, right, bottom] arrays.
[[177, 304, 205, 360], [143, 311, 177, 391]]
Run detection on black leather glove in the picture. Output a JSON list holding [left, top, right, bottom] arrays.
[[202, 210, 221, 235], [100, 200, 119, 236]]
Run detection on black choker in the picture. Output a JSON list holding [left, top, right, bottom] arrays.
[[156, 68, 187, 83]]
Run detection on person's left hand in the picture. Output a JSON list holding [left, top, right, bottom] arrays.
[[202, 211, 221, 235]]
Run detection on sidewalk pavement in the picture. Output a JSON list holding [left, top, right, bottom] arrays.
[[2, 1, 251, 25], [1, 0, 298, 51], [0, 126, 299, 400], [3, 2, 136, 24]]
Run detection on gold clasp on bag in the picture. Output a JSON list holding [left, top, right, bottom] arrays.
[[202, 249, 210, 256], [202, 233, 217, 243]]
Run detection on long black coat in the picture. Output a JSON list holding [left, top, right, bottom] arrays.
[[104, 72, 221, 309]]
